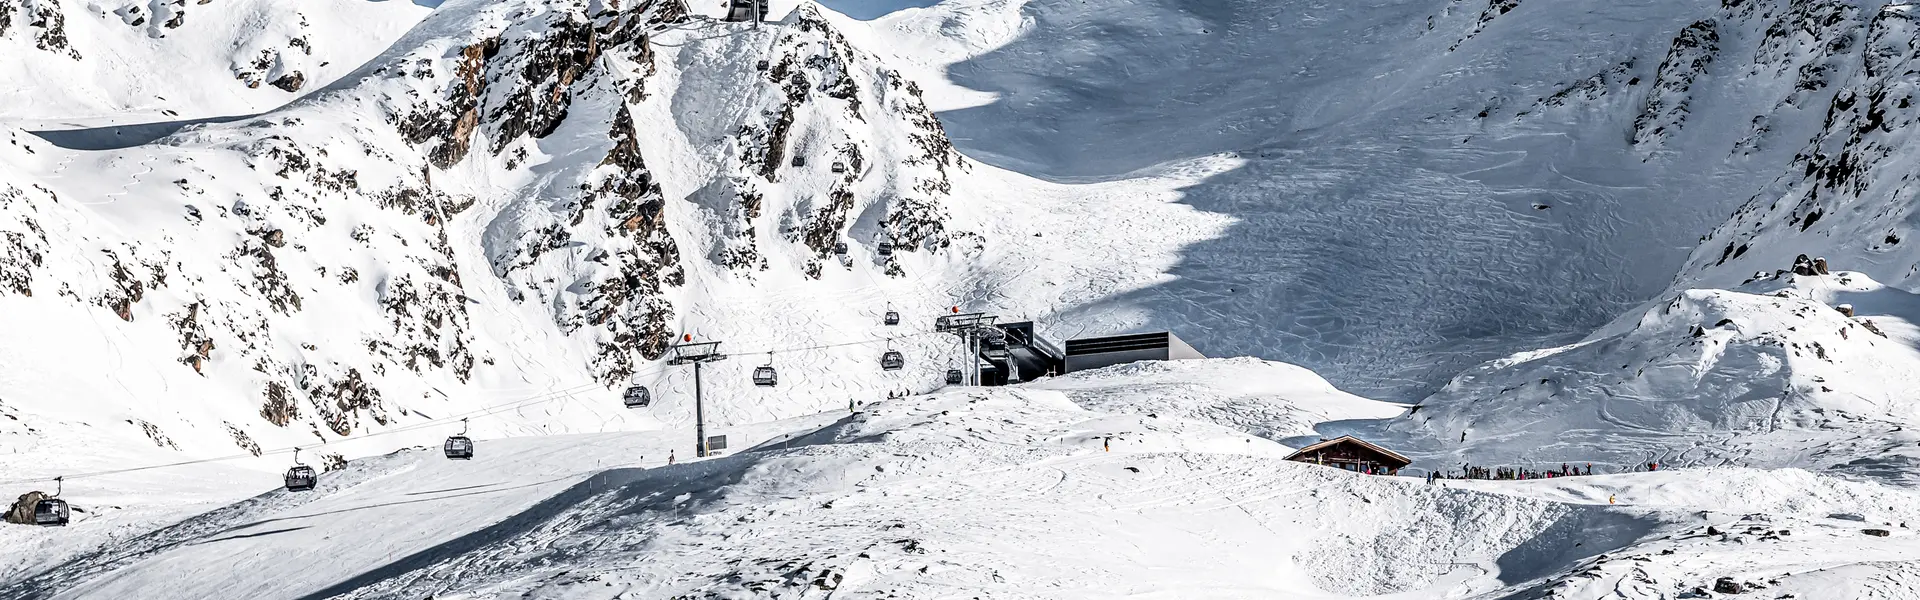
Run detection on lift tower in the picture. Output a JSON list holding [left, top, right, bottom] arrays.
[[935, 312, 999, 386], [668, 341, 727, 457]]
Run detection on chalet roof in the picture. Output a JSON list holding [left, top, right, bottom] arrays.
[[1283, 435, 1412, 466]]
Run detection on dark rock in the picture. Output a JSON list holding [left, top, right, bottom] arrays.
[[1864, 528, 1891, 537], [269, 71, 306, 92], [1714, 576, 1746, 594]]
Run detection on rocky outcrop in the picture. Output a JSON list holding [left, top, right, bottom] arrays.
[[1633, 20, 1719, 153], [1449, 0, 1521, 51], [881, 73, 962, 257], [713, 7, 963, 279], [0, 0, 968, 456], [1525, 60, 1635, 115], [269, 71, 305, 93], [1691, 5, 1920, 284], [1, 0, 79, 59], [398, 38, 499, 169], [259, 381, 298, 427], [299, 365, 384, 436], [0, 185, 50, 297]]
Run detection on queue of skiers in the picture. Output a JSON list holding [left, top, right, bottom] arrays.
[[1426, 462, 1598, 483], [1423, 461, 1665, 483]]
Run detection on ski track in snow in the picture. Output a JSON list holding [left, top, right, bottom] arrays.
[[9, 0, 1920, 597], [10, 361, 1920, 599]]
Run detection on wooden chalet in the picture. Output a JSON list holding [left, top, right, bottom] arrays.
[[1284, 436, 1411, 475]]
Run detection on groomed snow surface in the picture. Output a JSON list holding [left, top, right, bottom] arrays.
[[11, 0, 1920, 597], [12, 359, 1920, 599]]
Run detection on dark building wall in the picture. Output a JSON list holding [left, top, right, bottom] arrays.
[[1062, 331, 1203, 373], [1066, 347, 1171, 373]]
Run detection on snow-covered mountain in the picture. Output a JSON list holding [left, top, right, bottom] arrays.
[[1374, 0, 1920, 479], [0, 0, 438, 124], [0, 0, 1224, 483], [12, 0, 1920, 597]]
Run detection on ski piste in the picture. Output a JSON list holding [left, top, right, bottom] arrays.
[[7, 0, 1920, 598]]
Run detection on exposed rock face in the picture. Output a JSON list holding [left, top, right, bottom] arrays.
[[0, 0, 970, 456], [1690, 4, 1920, 286], [1, 0, 79, 59], [1713, 576, 1747, 594], [1633, 20, 1719, 153], [269, 71, 305, 93], [475, 4, 689, 386], [1449, 0, 1522, 51], [398, 38, 499, 169], [0, 185, 50, 297], [712, 6, 965, 281]]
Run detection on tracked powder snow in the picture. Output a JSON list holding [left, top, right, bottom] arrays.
[[6, 0, 1920, 598]]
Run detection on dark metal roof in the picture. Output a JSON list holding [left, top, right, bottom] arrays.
[[1283, 435, 1412, 467]]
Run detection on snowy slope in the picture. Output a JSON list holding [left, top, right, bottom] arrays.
[[13, 0, 1920, 596], [9, 361, 1920, 599], [1387, 270, 1920, 481], [0, 0, 1230, 510], [1373, 0, 1920, 479], [830, 0, 1920, 403], [0, 0, 437, 125]]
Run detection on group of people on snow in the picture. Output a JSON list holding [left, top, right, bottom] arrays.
[[1426, 462, 1601, 483]]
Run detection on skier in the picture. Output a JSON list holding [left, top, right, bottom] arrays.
[[1460, 431, 1467, 443], [1103, 436, 1111, 452], [1608, 494, 1616, 505], [668, 449, 676, 465]]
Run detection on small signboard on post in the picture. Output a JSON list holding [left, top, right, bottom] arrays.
[[707, 435, 728, 451]]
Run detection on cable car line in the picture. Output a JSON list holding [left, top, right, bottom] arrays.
[[0, 379, 622, 486], [3, 315, 954, 487]]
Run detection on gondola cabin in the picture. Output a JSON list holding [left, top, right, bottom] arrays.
[[946, 369, 964, 384], [623, 386, 651, 408], [284, 465, 318, 492], [444, 436, 474, 460], [33, 498, 69, 526], [834, 242, 849, 255], [880, 350, 905, 371], [884, 310, 901, 326], [877, 241, 894, 257], [831, 161, 847, 174], [1283, 436, 1410, 475], [753, 365, 779, 387]]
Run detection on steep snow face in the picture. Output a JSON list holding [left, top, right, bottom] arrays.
[[1388, 271, 1920, 481], [1685, 3, 1920, 291], [0, 0, 436, 124], [854, 0, 1920, 401], [1384, 0, 1920, 477]]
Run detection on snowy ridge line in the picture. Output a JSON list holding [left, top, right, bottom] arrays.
[[0, 327, 955, 486]]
